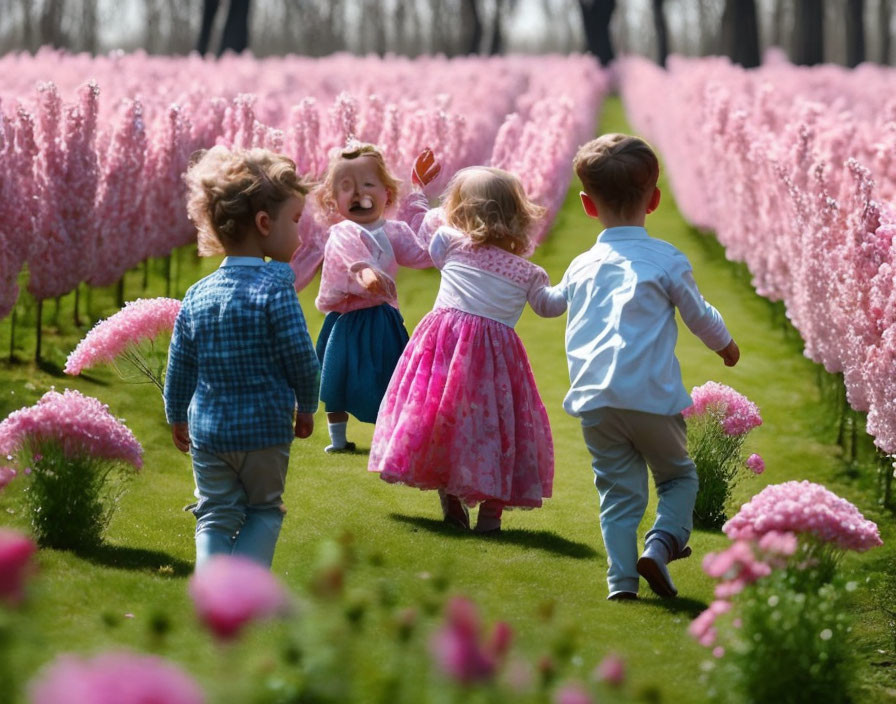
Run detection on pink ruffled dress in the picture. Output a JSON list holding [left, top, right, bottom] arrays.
[[369, 225, 567, 508]]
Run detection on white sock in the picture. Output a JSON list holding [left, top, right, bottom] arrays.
[[327, 421, 348, 448]]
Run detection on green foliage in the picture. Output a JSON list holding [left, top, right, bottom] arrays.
[[688, 416, 750, 530]]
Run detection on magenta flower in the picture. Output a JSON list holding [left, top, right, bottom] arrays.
[[0, 528, 37, 605], [553, 681, 593, 704], [0, 465, 16, 491], [683, 381, 762, 436], [723, 480, 883, 552], [430, 596, 512, 685], [745, 453, 765, 474], [0, 389, 143, 470], [28, 651, 205, 704], [593, 653, 626, 687], [189, 555, 290, 640], [64, 297, 181, 390]]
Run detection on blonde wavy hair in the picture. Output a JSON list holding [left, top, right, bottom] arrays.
[[442, 167, 545, 252], [315, 142, 400, 221], [184, 146, 309, 256]]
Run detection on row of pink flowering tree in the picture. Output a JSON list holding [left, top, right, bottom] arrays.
[[619, 52, 896, 461], [0, 50, 608, 324]]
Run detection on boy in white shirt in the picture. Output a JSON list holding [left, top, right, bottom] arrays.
[[555, 134, 740, 600]]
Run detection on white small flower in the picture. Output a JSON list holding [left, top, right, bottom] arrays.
[[820, 629, 833, 641], [767, 595, 779, 607]]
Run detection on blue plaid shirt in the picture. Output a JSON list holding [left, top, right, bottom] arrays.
[[164, 257, 320, 452]]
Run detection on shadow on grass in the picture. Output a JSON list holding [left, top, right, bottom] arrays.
[[76, 543, 193, 577], [36, 357, 65, 376], [389, 513, 599, 559], [635, 594, 708, 619]]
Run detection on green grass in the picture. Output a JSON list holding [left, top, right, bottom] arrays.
[[1, 97, 894, 703]]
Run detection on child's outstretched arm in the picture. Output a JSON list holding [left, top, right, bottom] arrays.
[[669, 267, 734, 359], [527, 269, 568, 318]]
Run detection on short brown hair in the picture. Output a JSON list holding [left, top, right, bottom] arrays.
[[442, 166, 545, 253], [185, 146, 309, 256], [574, 134, 659, 218], [316, 142, 400, 221]]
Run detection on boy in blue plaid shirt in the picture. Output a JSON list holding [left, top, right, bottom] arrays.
[[165, 146, 320, 569]]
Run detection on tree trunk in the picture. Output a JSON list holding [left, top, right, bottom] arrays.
[[721, 0, 760, 68], [880, 0, 891, 64], [219, 0, 250, 55], [81, 0, 98, 54], [461, 0, 483, 54], [845, 0, 865, 67], [489, 0, 506, 55], [578, 0, 616, 65], [197, 0, 219, 55], [770, 0, 785, 48], [793, 0, 824, 65], [652, 0, 669, 67]]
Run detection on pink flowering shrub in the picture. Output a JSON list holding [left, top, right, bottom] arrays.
[[189, 555, 290, 640], [0, 528, 37, 605], [690, 483, 881, 703], [429, 597, 512, 685], [0, 389, 142, 549], [28, 651, 205, 704], [64, 297, 181, 392], [683, 381, 763, 529]]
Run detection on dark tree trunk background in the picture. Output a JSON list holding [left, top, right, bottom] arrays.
[[489, 0, 506, 55], [197, 0, 251, 56], [578, 0, 616, 66], [880, 0, 891, 64], [461, 0, 483, 54], [793, 0, 824, 65], [652, 0, 669, 67], [845, 0, 865, 67], [721, 0, 760, 68]]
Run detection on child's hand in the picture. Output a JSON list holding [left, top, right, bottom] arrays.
[[716, 339, 740, 367], [412, 147, 441, 187], [295, 412, 314, 439], [355, 265, 396, 298], [171, 422, 190, 453]]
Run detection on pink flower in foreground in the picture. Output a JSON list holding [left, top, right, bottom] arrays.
[[554, 681, 593, 704], [64, 297, 181, 375], [189, 555, 290, 640], [430, 596, 512, 685], [593, 653, 626, 687], [29, 651, 204, 704], [0, 528, 37, 605], [0, 389, 143, 469], [683, 381, 762, 436], [723, 480, 883, 552], [745, 453, 765, 474], [0, 465, 16, 490]]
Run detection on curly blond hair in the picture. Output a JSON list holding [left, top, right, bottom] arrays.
[[315, 142, 400, 222], [184, 146, 309, 256], [442, 167, 545, 253]]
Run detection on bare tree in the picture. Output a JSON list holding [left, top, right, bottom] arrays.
[[652, 0, 669, 67], [845, 0, 865, 66], [489, 0, 506, 55], [793, 0, 824, 64], [197, 0, 251, 56], [880, 0, 892, 64], [578, 0, 616, 65], [721, 0, 760, 67], [461, 0, 484, 54]]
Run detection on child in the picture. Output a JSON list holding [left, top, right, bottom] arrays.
[[554, 133, 740, 599], [291, 142, 439, 453], [368, 166, 566, 533], [164, 146, 320, 569]]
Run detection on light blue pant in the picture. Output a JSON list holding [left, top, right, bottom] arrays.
[[581, 408, 698, 595], [191, 444, 291, 569]]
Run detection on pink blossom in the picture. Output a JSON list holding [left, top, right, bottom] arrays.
[[593, 653, 626, 687], [745, 453, 765, 474], [0, 465, 16, 490], [429, 596, 512, 685], [64, 297, 181, 376], [553, 682, 593, 704], [757, 530, 799, 556], [0, 389, 143, 469], [28, 651, 205, 704], [683, 381, 762, 436], [0, 528, 37, 605], [189, 555, 290, 640], [723, 481, 883, 552]]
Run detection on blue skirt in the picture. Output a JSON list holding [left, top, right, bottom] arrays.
[[316, 303, 410, 423]]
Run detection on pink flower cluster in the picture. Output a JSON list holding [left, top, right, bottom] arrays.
[[682, 381, 762, 436], [745, 453, 765, 474], [723, 480, 883, 552], [188, 555, 290, 640], [64, 297, 181, 375], [0, 528, 37, 605], [430, 596, 513, 685], [0, 465, 16, 490], [0, 389, 143, 469], [28, 651, 205, 704]]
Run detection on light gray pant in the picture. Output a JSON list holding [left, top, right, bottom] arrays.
[[580, 407, 698, 594]]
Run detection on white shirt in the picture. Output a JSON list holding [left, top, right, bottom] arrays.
[[555, 226, 731, 417]]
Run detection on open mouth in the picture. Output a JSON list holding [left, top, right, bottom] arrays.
[[349, 196, 375, 212]]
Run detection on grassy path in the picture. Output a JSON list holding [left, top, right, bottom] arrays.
[[1, 97, 893, 702]]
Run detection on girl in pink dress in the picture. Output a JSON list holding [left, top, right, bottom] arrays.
[[291, 143, 439, 453], [368, 166, 567, 533]]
